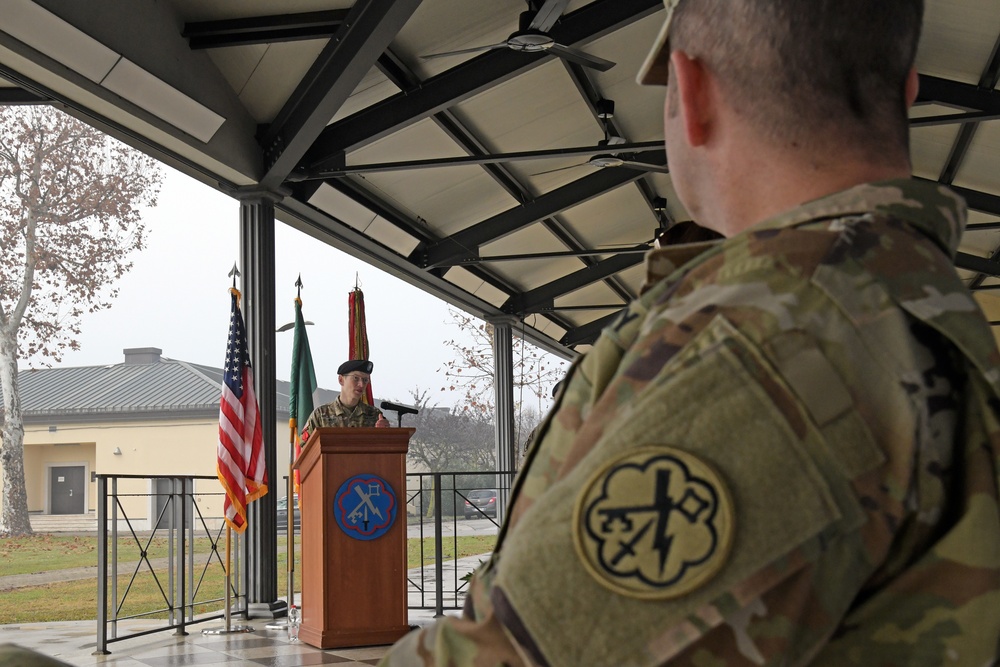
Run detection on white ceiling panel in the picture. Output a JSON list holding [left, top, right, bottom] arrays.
[[559, 181, 656, 248], [919, 0, 1000, 83], [953, 120, 1000, 197], [910, 123, 962, 181], [210, 40, 327, 123]]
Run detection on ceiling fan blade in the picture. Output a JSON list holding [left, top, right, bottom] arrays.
[[422, 42, 507, 59], [620, 160, 671, 174], [548, 43, 615, 71], [528, 0, 571, 32], [531, 162, 588, 177]]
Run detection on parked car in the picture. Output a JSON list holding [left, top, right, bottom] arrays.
[[276, 494, 300, 531], [463, 489, 497, 519]]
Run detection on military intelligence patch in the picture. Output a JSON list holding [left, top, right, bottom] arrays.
[[573, 447, 734, 599]]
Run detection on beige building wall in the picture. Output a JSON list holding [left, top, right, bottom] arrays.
[[17, 416, 291, 529]]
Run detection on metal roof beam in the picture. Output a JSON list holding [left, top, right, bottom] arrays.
[[916, 74, 1000, 111], [503, 252, 646, 315], [183, 10, 348, 49], [956, 251, 1000, 277], [257, 0, 421, 190], [966, 220, 1000, 231], [417, 165, 649, 268], [561, 312, 620, 347], [305, 0, 662, 169], [936, 33, 1000, 185], [0, 87, 48, 104]]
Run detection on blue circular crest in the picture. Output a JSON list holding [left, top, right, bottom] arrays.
[[333, 474, 397, 541]]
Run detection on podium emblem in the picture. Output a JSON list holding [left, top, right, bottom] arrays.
[[333, 474, 397, 541]]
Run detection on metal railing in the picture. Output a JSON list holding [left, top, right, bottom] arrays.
[[404, 470, 514, 616], [94, 469, 513, 653], [94, 474, 245, 654]]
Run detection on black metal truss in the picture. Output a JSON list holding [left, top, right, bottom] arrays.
[[373, 48, 603, 332], [0, 87, 48, 104], [415, 165, 652, 268], [561, 311, 620, 347], [182, 10, 349, 49], [304, 0, 662, 169], [503, 252, 645, 315], [957, 251, 1000, 278], [257, 0, 422, 189], [934, 32, 1000, 185]]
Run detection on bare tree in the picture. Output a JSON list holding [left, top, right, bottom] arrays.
[[403, 388, 494, 473], [438, 308, 565, 443], [0, 106, 162, 536]]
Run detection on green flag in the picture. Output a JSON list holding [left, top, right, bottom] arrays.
[[290, 296, 317, 498]]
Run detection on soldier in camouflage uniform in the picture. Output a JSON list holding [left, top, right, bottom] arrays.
[[302, 359, 389, 435], [380, 0, 1000, 665]]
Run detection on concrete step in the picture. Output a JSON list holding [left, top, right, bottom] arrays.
[[29, 513, 98, 533]]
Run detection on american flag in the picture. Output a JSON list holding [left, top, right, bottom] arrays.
[[217, 287, 267, 532]]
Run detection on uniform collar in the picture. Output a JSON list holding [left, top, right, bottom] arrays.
[[642, 178, 967, 290], [751, 177, 967, 258]]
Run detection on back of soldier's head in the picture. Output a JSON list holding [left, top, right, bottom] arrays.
[[670, 0, 923, 158]]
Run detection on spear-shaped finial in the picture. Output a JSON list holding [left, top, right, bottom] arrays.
[[295, 274, 303, 299], [229, 262, 241, 288]]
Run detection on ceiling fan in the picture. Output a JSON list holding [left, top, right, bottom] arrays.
[[533, 100, 670, 176], [421, 0, 615, 72]]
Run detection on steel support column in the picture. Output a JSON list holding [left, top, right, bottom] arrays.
[[491, 317, 516, 518], [238, 194, 280, 617]]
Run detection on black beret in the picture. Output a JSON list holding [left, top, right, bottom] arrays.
[[338, 359, 373, 375]]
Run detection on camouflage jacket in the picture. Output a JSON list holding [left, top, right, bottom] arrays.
[[302, 398, 382, 436], [380, 179, 1000, 667]]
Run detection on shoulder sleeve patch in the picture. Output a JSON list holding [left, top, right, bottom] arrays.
[[573, 446, 735, 599]]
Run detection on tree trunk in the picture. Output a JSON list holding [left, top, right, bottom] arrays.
[[0, 329, 32, 536]]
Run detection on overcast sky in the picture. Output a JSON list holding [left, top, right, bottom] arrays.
[[25, 165, 564, 411]]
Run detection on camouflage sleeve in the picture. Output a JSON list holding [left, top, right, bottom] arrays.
[[379, 567, 532, 666]]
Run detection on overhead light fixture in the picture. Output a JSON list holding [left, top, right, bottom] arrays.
[[596, 99, 615, 120]]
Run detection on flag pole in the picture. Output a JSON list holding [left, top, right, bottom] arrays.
[[269, 276, 314, 632], [203, 269, 257, 636]]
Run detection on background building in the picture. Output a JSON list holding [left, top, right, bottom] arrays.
[[8, 347, 339, 530]]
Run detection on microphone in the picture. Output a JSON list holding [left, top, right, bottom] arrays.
[[380, 401, 419, 427]]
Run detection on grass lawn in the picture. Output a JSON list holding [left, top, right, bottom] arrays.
[[0, 533, 496, 624]]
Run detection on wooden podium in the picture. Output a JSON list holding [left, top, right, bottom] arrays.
[[292, 427, 414, 649]]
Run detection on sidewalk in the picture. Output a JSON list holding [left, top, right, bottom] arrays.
[[0, 557, 484, 666]]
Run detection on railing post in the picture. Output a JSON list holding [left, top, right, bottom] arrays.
[[433, 473, 444, 617], [174, 477, 188, 636], [94, 475, 110, 655], [187, 477, 196, 623], [111, 477, 119, 638]]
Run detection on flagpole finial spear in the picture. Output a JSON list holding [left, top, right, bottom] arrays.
[[295, 274, 303, 299], [229, 262, 241, 288]]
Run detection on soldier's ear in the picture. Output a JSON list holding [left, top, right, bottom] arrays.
[[670, 50, 712, 147], [905, 67, 919, 109]]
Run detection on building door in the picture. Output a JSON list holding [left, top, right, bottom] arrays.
[[50, 466, 85, 514]]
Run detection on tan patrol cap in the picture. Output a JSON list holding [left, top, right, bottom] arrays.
[[637, 0, 682, 86]]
